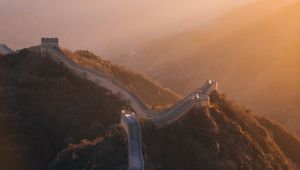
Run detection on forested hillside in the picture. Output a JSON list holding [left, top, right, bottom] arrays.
[[0, 49, 126, 170], [48, 92, 300, 170]]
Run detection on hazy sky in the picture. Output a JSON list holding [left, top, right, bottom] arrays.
[[0, 0, 256, 57]]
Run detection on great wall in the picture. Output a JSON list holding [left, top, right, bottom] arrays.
[[1, 38, 218, 170]]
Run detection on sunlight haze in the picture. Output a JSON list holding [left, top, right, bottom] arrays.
[[0, 0, 256, 56], [1, 1, 300, 169]]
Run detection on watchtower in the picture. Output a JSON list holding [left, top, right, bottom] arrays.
[[41, 38, 59, 48]]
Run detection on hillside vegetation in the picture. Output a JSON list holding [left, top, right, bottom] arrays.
[[63, 49, 180, 109], [1, 44, 299, 170], [0, 49, 126, 170], [49, 91, 300, 170], [48, 127, 128, 170], [114, 1, 300, 136], [141, 92, 299, 170], [256, 116, 300, 166]]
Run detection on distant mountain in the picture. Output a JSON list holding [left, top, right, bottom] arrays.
[[0, 44, 14, 55], [113, 1, 300, 136]]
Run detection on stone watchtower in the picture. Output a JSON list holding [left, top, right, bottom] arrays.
[[41, 38, 59, 57], [41, 38, 59, 48]]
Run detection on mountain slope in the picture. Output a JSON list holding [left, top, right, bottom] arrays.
[[62, 49, 180, 108], [256, 116, 300, 166], [1, 46, 299, 170], [114, 1, 300, 136], [142, 92, 299, 169], [0, 49, 126, 170], [48, 92, 300, 170], [48, 127, 128, 170], [0, 46, 178, 170]]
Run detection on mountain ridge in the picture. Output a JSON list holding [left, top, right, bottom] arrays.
[[0, 45, 299, 170]]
